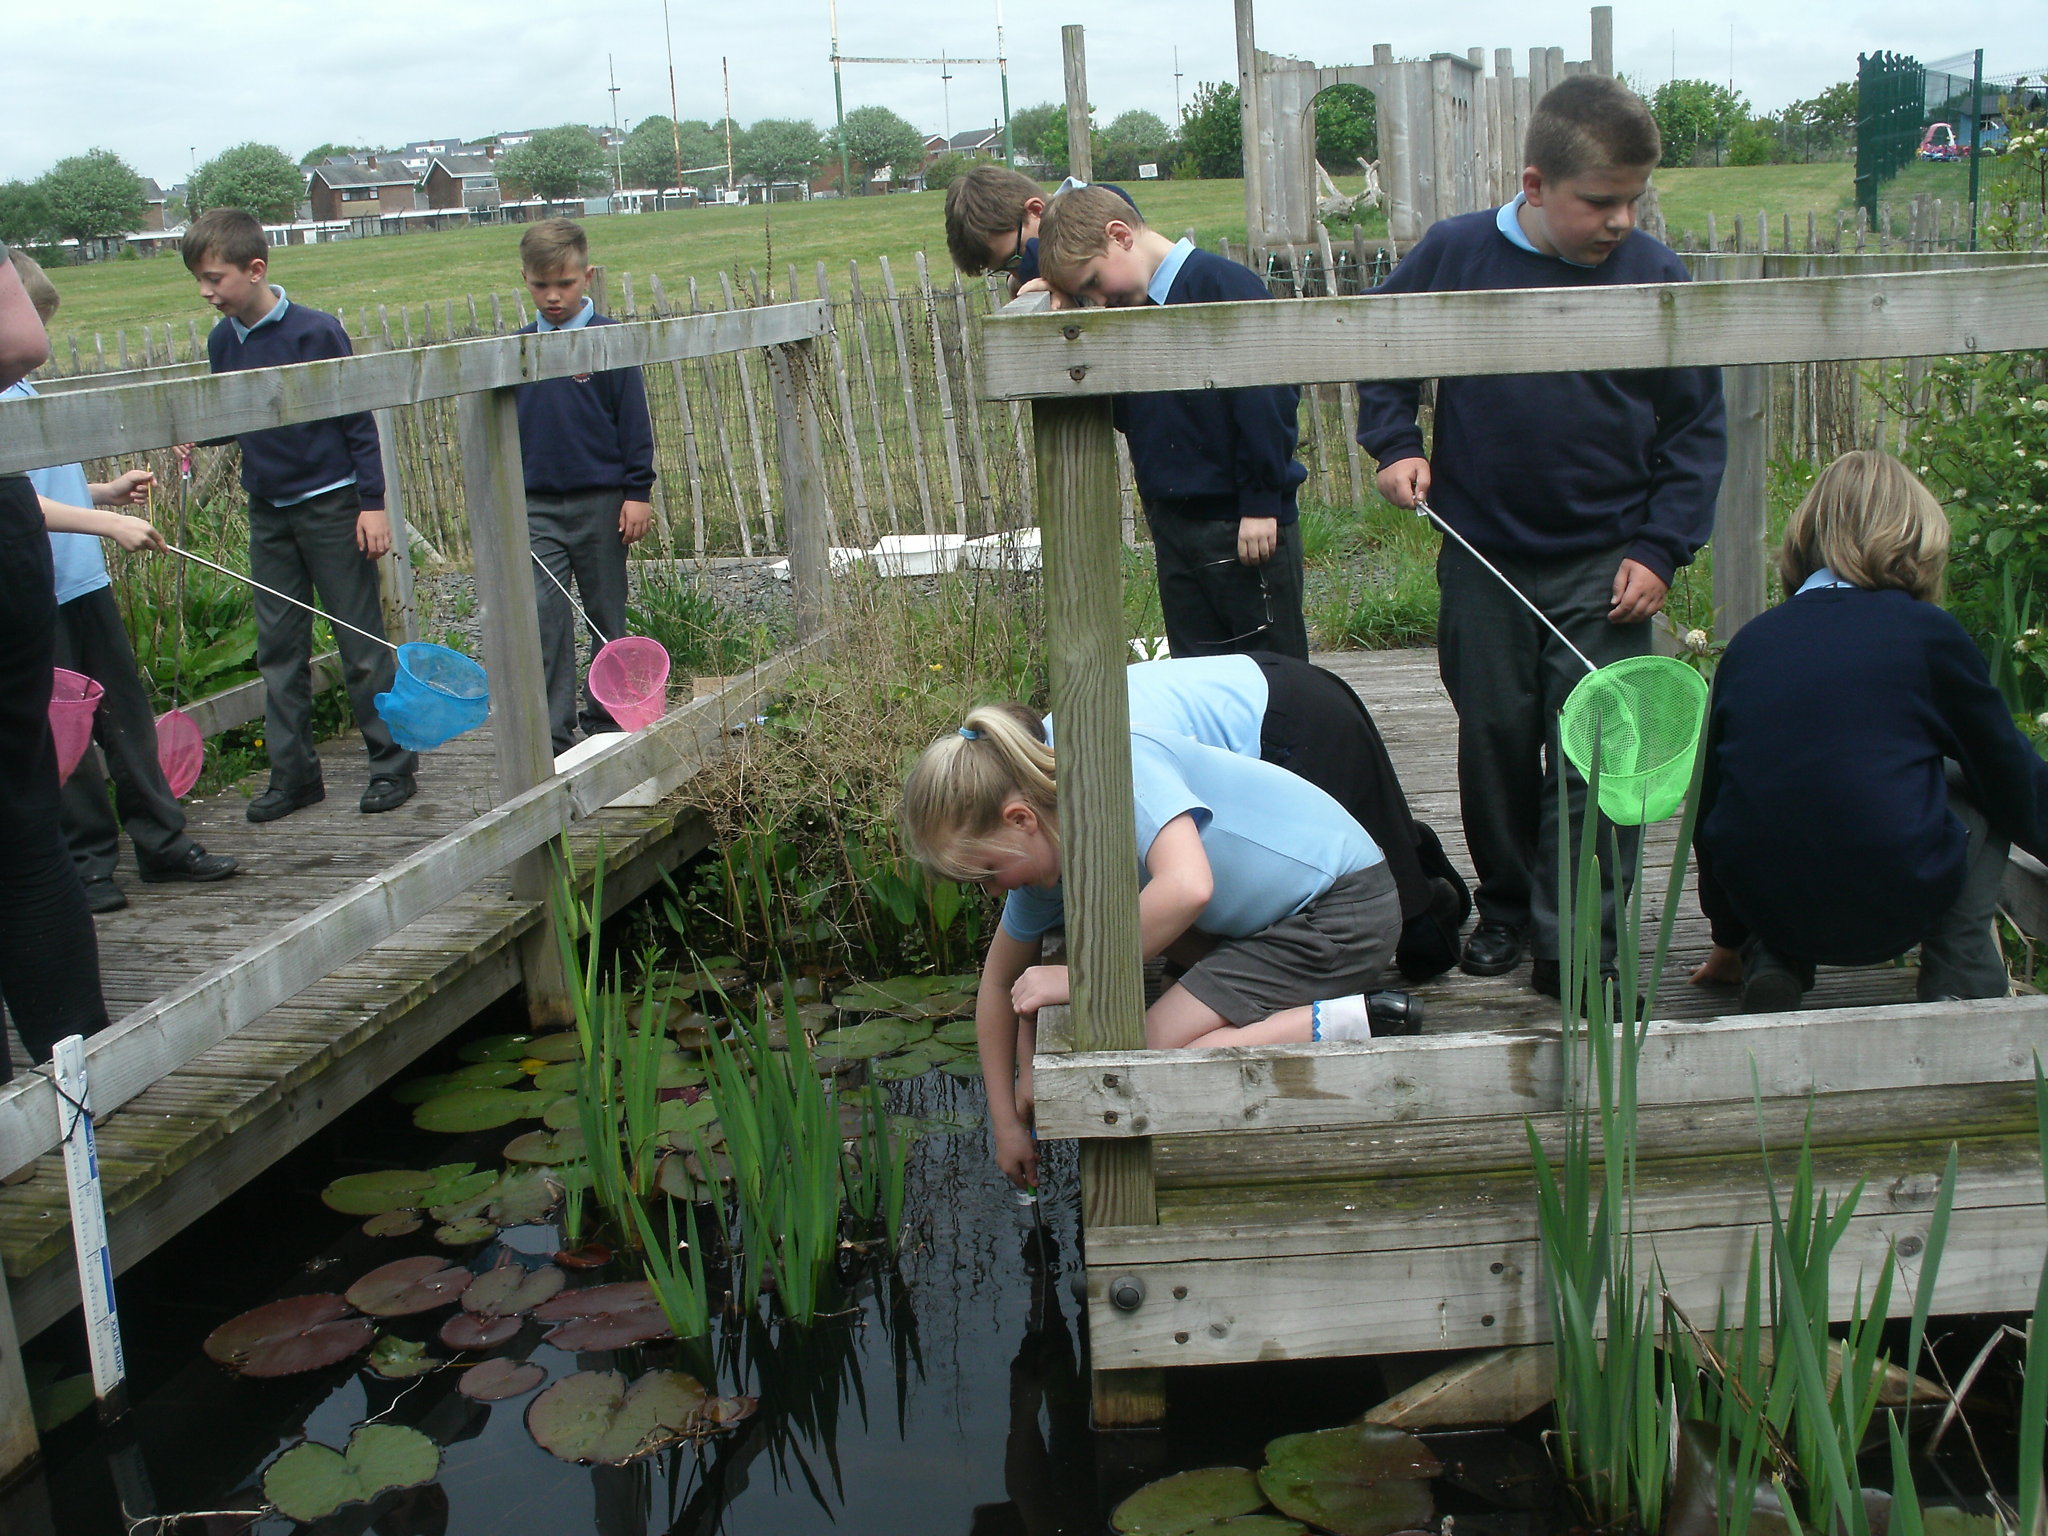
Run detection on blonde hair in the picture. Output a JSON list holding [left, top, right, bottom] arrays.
[[6, 250, 58, 324], [520, 217, 589, 276], [898, 703, 1058, 882], [1036, 184, 1147, 293], [944, 164, 1045, 274], [1778, 449, 1949, 603]]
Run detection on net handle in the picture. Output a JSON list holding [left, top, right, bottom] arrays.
[[1414, 500, 1597, 674], [530, 551, 612, 647], [163, 544, 398, 654]]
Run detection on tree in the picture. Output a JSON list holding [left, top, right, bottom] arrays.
[[1025, 104, 1098, 179], [921, 151, 973, 191], [1098, 110, 1171, 181], [0, 181, 55, 248], [35, 148, 146, 245], [300, 142, 374, 167], [1008, 102, 1064, 170], [1315, 84, 1378, 168], [1178, 81, 1242, 179], [619, 116, 724, 188], [189, 142, 304, 221], [495, 125, 611, 200], [739, 118, 825, 185], [1649, 79, 1750, 166], [1782, 81, 1857, 160], [837, 105, 925, 189]]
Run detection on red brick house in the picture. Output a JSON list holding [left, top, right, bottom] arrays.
[[308, 159, 419, 220]]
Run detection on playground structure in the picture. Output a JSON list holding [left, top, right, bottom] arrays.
[[1233, 2, 1615, 254]]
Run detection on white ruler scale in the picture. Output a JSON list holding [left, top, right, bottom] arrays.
[[53, 1035, 129, 1418]]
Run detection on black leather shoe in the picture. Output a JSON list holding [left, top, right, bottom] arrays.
[[83, 878, 128, 914], [1366, 990, 1424, 1036], [1740, 947, 1806, 1015], [248, 780, 325, 823], [1460, 920, 1525, 976], [360, 775, 417, 814], [137, 846, 239, 884]]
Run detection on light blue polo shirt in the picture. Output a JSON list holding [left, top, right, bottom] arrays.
[[534, 296, 597, 331], [1147, 238, 1197, 305], [1496, 193, 1598, 269], [1047, 656, 1269, 758], [3, 380, 109, 604], [999, 724, 1382, 943]]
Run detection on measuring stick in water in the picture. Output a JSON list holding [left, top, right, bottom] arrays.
[[54, 1035, 129, 1421]]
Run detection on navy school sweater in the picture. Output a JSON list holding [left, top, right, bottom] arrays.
[[1113, 247, 1307, 524], [512, 314, 657, 497], [206, 300, 384, 509], [1354, 210, 1725, 582], [1696, 586, 2048, 965]]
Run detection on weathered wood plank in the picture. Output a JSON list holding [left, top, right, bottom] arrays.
[[977, 264, 2048, 400], [0, 301, 832, 474]]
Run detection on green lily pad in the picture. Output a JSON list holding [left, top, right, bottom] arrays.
[[391, 1074, 458, 1105], [871, 1050, 939, 1081], [656, 1096, 720, 1144], [417, 1168, 498, 1211], [1257, 1424, 1441, 1536], [1212, 1520, 1309, 1534], [435, 1217, 498, 1246], [505, 1127, 586, 1165], [654, 1151, 718, 1200], [815, 1019, 910, 1060], [25, 1362, 94, 1433], [523, 1032, 584, 1063], [542, 1094, 582, 1130], [458, 1034, 535, 1063], [1112, 1466, 1266, 1535], [934, 1019, 980, 1047], [926, 972, 979, 993], [413, 1087, 544, 1133], [362, 1211, 422, 1239], [346, 1256, 473, 1317], [894, 1017, 936, 1044], [446, 1061, 527, 1089], [263, 1423, 441, 1523], [322, 1169, 437, 1216], [367, 1334, 440, 1379], [463, 1257, 566, 1318], [534, 1062, 583, 1095], [939, 1058, 984, 1079], [525, 1368, 709, 1464], [890, 1108, 984, 1138], [665, 965, 749, 997], [829, 980, 925, 1013], [657, 1056, 707, 1089]]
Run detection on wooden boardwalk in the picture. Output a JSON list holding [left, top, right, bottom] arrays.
[[0, 719, 709, 1344]]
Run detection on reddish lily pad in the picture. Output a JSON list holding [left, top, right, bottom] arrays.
[[464, 1260, 567, 1318], [204, 1294, 374, 1377], [460, 1357, 547, 1401], [531, 1281, 658, 1320], [1257, 1424, 1441, 1536], [526, 1369, 709, 1463], [534, 1279, 673, 1349], [556, 1243, 612, 1270], [345, 1256, 473, 1317], [439, 1311, 522, 1350]]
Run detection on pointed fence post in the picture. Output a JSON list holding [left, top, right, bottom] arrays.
[[767, 340, 834, 639]]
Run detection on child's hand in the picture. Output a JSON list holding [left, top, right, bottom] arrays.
[[1237, 516, 1277, 564], [356, 506, 392, 558], [95, 468, 156, 506], [1010, 963, 1070, 1020], [993, 1123, 1039, 1188], [1690, 944, 1743, 987], [1609, 558, 1669, 623], [1375, 457, 1430, 509], [619, 499, 653, 546], [103, 513, 166, 553]]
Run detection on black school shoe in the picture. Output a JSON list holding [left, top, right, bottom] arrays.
[[1460, 920, 1525, 976], [83, 877, 129, 913], [360, 775, 417, 814], [1366, 990, 1424, 1036], [1739, 944, 1809, 1015], [248, 779, 326, 823], [137, 846, 239, 883]]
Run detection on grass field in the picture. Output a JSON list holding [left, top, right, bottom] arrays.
[[38, 160, 1972, 345]]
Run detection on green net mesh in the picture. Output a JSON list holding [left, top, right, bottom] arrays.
[[1556, 655, 1708, 826]]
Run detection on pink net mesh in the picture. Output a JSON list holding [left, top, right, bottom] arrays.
[[588, 637, 672, 732], [49, 668, 104, 785], [157, 709, 205, 798]]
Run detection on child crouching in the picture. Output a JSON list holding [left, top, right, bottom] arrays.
[[901, 704, 1408, 1186]]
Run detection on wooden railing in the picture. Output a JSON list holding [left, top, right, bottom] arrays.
[[0, 301, 837, 1181]]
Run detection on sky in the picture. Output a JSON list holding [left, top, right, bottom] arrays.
[[5, 0, 2045, 186]]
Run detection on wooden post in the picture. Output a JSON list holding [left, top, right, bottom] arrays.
[[717, 273, 779, 551], [1235, 0, 1263, 257], [1590, 5, 1614, 76], [668, 360, 710, 559], [372, 408, 420, 642], [456, 388, 571, 1027], [847, 260, 904, 534], [916, 252, 970, 534], [0, 1262, 38, 1485], [948, 270, 996, 533], [818, 261, 876, 544], [1715, 360, 1770, 638], [1033, 395, 1158, 1427], [767, 341, 833, 639], [877, 256, 938, 536], [1063, 26, 1093, 183]]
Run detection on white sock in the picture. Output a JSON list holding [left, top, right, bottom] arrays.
[[1311, 994, 1372, 1041]]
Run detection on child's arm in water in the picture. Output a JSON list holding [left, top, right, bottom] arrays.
[[978, 926, 1044, 1187]]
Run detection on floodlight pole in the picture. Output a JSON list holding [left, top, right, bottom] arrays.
[[997, 0, 1014, 165], [663, 0, 685, 201], [830, 0, 853, 194], [607, 54, 625, 193]]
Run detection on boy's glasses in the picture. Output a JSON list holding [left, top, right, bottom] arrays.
[[1197, 557, 1275, 647], [995, 216, 1030, 273]]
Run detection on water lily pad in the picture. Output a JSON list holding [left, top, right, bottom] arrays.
[[1113, 1466, 1266, 1535], [542, 1093, 583, 1129], [524, 1032, 584, 1063], [460, 1357, 547, 1401], [362, 1211, 422, 1239], [505, 1127, 586, 1165], [1212, 1520, 1309, 1534], [439, 1311, 521, 1350], [391, 1074, 459, 1105], [526, 1369, 708, 1464], [263, 1423, 441, 1523], [458, 1034, 535, 1063], [829, 980, 930, 1013], [205, 1294, 374, 1377], [534, 1063, 583, 1095], [322, 1169, 437, 1215], [556, 1242, 612, 1270], [465, 1259, 567, 1318], [417, 1168, 498, 1210], [367, 1334, 440, 1379], [934, 1019, 979, 1047], [25, 1362, 94, 1433], [435, 1217, 498, 1246], [534, 1280, 673, 1348], [871, 1050, 940, 1081], [654, 1151, 718, 1201], [488, 1168, 564, 1226], [446, 1061, 527, 1089], [413, 1086, 544, 1133], [532, 1281, 658, 1319], [345, 1256, 473, 1317], [656, 1096, 720, 1145], [1257, 1425, 1441, 1536], [815, 1020, 910, 1060], [891, 1108, 984, 1138], [940, 1058, 984, 1079], [665, 965, 749, 998], [657, 1056, 707, 1089], [704, 1394, 759, 1427]]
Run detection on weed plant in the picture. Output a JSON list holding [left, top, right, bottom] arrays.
[[628, 563, 777, 677]]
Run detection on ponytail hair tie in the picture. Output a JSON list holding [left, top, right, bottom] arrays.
[[958, 726, 980, 740]]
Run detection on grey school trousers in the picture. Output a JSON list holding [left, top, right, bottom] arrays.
[[250, 484, 416, 788], [1143, 506, 1310, 661], [528, 488, 630, 755], [1436, 537, 1649, 962], [54, 586, 196, 881]]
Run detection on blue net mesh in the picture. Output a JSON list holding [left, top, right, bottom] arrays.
[[374, 642, 490, 750]]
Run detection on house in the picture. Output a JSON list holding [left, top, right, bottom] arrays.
[[392, 138, 490, 175], [139, 178, 171, 233], [424, 152, 502, 212], [944, 125, 1006, 158], [308, 158, 420, 219]]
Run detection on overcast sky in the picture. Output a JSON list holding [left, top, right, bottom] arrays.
[[6, 1, 2043, 185]]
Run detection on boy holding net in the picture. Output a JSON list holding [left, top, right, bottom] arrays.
[[1355, 76, 1726, 999]]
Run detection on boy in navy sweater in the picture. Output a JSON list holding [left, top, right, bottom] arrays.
[[513, 219, 655, 755], [944, 164, 1139, 299], [182, 209, 416, 822], [1356, 77, 1725, 998], [1038, 186, 1309, 659]]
